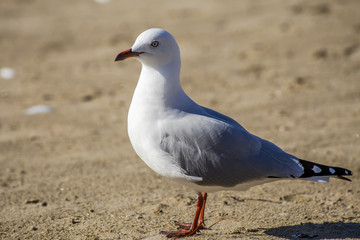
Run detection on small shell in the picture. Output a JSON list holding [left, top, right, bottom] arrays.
[[0, 67, 16, 79], [26, 105, 54, 115]]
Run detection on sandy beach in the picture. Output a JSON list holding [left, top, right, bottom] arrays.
[[1, 0, 359, 239]]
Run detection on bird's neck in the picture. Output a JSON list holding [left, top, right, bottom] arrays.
[[134, 59, 186, 108]]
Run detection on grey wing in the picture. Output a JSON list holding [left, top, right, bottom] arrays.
[[159, 114, 304, 187], [201, 106, 245, 129]]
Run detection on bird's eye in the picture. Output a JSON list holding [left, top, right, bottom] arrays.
[[151, 41, 159, 48]]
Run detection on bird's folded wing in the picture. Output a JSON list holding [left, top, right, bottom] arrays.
[[159, 112, 303, 187]]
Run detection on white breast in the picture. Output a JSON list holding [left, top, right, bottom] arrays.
[[127, 90, 189, 180]]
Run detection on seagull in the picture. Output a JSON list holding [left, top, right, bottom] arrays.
[[114, 28, 353, 238]]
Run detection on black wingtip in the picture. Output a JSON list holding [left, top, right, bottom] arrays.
[[337, 175, 352, 182], [298, 159, 353, 181]]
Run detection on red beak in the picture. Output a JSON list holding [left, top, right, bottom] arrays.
[[114, 48, 141, 61]]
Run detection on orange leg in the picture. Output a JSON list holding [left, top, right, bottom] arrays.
[[175, 192, 207, 230], [198, 192, 207, 228], [161, 192, 208, 238]]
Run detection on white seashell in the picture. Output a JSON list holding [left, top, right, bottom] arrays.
[[0, 67, 16, 79], [26, 105, 54, 115], [93, 0, 111, 4]]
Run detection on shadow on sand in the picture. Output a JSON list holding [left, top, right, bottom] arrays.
[[265, 222, 360, 239]]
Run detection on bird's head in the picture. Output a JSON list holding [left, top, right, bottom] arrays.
[[115, 28, 180, 68]]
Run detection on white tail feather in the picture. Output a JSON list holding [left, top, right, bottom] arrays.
[[304, 176, 330, 182]]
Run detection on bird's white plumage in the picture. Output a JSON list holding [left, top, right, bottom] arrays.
[[126, 28, 319, 193], [115, 28, 352, 238]]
